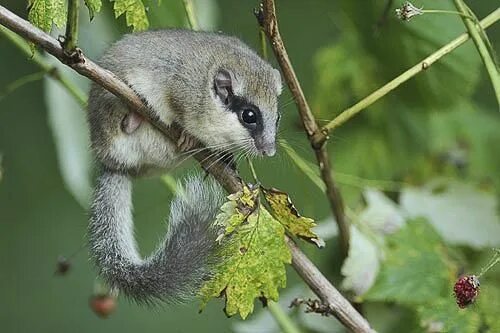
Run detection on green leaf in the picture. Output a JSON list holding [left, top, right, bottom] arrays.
[[401, 179, 500, 249], [417, 298, 480, 333], [477, 283, 500, 333], [364, 219, 451, 304], [199, 187, 291, 319], [84, 0, 102, 21], [262, 187, 324, 248], [28, 0, 53, 33], [51, 0, 66, 28], [112, 0, 149, 31], [28, 0, 67, 33]]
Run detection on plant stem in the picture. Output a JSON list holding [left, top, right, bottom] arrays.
[[259, 29, 268, 59], [478, 248, 500, 278], [64, 0, 79, 51], [267, 301, 303, 333], [453, 0, 500, 107], [314, 7, 500, 144], [0, 25, 87, 106], [422, 9, 474, 20], [257, 0, 350, 261], [182, 0, 199, 31], [0, 71, 45, 100], [247, 157, 259, 184]]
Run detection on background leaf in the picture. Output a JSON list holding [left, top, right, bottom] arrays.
[[401, 179, 500, 249], [364, 219, 452, 304], [112, 0, 149, 31], [417, 298, 480, 333], [84, 0, 102, 20]]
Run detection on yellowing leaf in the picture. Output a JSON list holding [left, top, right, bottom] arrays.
[[262, 187, 324, 248], [84, 0, 102, 21], [112, 0, 149, 31], [200, 187, 291, 319], [28, 0, 67, 33]]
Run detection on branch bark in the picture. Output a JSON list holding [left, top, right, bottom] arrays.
[[256, 0, 350, 260], [0, 5, 374, 332]]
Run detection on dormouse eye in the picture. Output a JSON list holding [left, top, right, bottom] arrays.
[[241, 109, 257, 124]]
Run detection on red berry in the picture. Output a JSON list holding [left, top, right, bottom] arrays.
[[90, 294, 117, 318], [453, 275, 480, 308]]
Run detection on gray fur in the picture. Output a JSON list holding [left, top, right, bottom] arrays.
[[89, 171, 225, 303], [87, 29, 282, 175], [87, 29, 281, 303]]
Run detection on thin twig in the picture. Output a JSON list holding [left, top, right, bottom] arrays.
[[314, 8, 500, 144], [256, 0, 350, 260], [452, 0, 500, 107], [0, 5, 373, 332]]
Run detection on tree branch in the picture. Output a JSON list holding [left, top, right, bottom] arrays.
[[314, 7, 500, 145], [256, 0, 350, 260], [0, 5, 374, 332]]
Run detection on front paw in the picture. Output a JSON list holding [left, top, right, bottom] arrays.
[[177, 130, 197, 153]]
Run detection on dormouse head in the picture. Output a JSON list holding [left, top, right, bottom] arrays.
[[207, 63, 282, 157]]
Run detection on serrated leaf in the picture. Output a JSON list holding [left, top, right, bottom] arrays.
[[51, 0, 66, 28], [364, 219, 451, 304], [28, 0, 53, 33], [262, 187, 323, 247], [401, 179, 500, 249], [200, 187, 291, 319], [28, 0, 67, 33], [417, 298, 480, 333], [112, 0, 149, 31], [84, 0, 102, 20]]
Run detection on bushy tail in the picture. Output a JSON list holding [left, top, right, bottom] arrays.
[[88, 169, 224, 303]]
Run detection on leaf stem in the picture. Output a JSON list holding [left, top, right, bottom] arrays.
[[267, 301, 303, 333], [247, 157, 260, 184], [422, 9, 474, 20], [314, 8, 500, 144], [0, 25, 87, 106], [452, 0, 500, 108], [64, 0, 79, 51], [259, 29, 268, 60], [182, 0, 199, 31], [478, 248, 500, 278], [0, 70, 46, 101]]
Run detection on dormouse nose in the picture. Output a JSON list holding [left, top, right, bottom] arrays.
[[255, 136, 276, 157], [263, 144, 276, 157]]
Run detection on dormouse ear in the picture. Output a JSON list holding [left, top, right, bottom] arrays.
[[214, 69, 233, 105]]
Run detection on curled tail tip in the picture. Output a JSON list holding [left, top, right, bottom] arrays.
[[89, 172, 226, 305]]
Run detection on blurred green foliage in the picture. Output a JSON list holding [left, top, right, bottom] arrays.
[[1, 0, 499, 332]]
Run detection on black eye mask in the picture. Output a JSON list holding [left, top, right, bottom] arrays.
[[228, 95, 263, 137]]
